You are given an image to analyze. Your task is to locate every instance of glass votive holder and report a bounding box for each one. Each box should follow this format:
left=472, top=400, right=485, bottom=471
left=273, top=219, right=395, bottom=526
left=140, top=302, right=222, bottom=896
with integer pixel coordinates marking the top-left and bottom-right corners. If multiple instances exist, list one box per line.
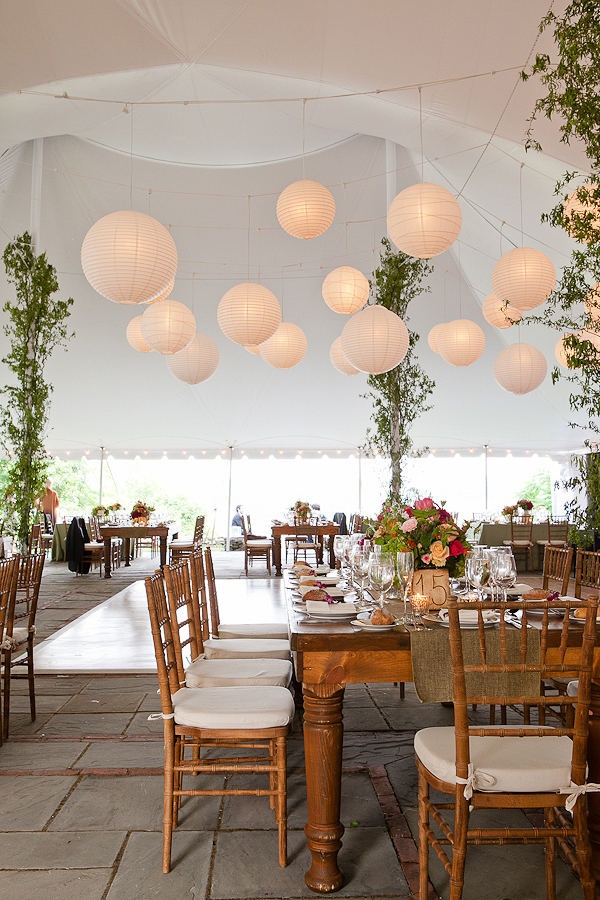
left=411, top=593, right=432, bottom=615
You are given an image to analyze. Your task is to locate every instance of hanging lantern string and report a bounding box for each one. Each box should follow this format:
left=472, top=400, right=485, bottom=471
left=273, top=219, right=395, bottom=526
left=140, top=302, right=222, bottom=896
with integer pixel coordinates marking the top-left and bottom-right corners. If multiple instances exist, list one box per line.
left=301, top=98, right=306, bottom=180
left=247, top=194, right=251, bottom=281
left=519, top=162, right=525, bottom=248
left=418, top=86, right=424, bottom=183
left=129, top=103, right=134, bottom=209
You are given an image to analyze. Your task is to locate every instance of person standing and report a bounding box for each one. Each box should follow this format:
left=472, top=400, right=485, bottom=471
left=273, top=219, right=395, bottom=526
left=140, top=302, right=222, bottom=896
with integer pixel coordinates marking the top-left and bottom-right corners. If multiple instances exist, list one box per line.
left=40, top=479, right=60, bottom=524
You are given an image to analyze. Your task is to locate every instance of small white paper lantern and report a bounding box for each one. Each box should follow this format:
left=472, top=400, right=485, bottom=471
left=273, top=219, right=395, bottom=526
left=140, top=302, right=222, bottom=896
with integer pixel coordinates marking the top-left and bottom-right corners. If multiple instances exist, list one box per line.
left=141, top=299, right=196, bottom=355
left=427, top=322, right=447, bottom=354
left=322, top=266, right=369, bottom=315
left=166, top=332, right=219, bottom=384
left=482, top=292, right=522, bottom=329
left=81, top=210, right=177, bottom=304
left=555, top=335, right=576, bottom=368
left=563, top=185, right=600, bottom=242
left=259, top=322, right=307, bottom=369
left=494, top=343, right=547, bottom=394
left=276, top=179, right=335, bottom=239
left=341, top=305, right=409, bottom=375
left=126, top=315, right=152, bottom=353
left=329, top=336, right=360, bottom=375
left=387, top=182, right=462, bottom=259
left=217, top=283, right=281, bottom=346
left=437, top=319, right=485, bottom=366
left=491, top=247, right=556, bottom=312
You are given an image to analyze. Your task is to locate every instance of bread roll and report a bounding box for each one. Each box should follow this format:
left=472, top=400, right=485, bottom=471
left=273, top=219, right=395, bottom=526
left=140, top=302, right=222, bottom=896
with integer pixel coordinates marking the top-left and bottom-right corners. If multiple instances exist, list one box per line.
left=524, top=589, right=552, bottom=600
left=370, top=608, right=395, bottom=625
left=303, top=588, right=329, bottom=602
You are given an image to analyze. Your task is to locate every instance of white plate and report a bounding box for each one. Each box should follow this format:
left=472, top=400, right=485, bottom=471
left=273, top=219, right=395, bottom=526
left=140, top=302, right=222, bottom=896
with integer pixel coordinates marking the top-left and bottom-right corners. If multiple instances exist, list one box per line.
left=351, top=612, right=400, bottom=631
left=422, top=611, right=499, bottom=628
left=306, top=607, right=357, bottom=621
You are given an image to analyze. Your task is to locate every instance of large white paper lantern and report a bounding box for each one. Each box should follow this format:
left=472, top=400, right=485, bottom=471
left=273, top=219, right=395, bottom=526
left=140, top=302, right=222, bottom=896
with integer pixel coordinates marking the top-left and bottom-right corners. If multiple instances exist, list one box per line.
left=322, top=267, right=369, bottom=314
left=81, top=210, right=177, bottom=304
left=427, top=322, right=447, bottom=354
left=437, top=319, right=485, bottom=366
left=259, top=322, right=307, bottom=369
left=563, top=185, right=600, bottom=242
left=217, top=283, right=281, bottom=346
left=166, top=332, right=219, bottom=384
left=126, top=315, right=152, bottom=353
left=482, top=292, right=522, bottom=329
left=491, top=248, right=556, bottom=312
left=276, top=179, right=335, bottom=239
left=341, top=305, right=409, bottom=374
left=387, top=182, right=462, bottom=259
left=145, top=277, right=174, bottom=305
left=141, top=299, right=195, bottom=354
left=584, top=283, right=600, bottom=323
left=329, top=336, right=360, bottom=375
left=494, top=343, right=547, bottom=394
left=245, top=344, right=262, bottom=355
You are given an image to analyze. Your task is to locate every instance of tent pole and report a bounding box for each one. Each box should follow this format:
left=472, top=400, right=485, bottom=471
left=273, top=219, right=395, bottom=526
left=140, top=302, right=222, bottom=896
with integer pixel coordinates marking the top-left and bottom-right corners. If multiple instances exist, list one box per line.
left=358, top=446, right=363, bottom=513
left=99, top=445, right=105, bottom=505
left=484, top=444, right=489, bottom=512
left=29, top=138, right=44, bottom=252
left=226, top=445, right=233, bottom=551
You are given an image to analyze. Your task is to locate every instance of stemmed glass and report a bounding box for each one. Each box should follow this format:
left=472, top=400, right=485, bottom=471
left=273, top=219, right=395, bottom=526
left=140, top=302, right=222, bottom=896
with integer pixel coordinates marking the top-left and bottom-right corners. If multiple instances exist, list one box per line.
left=333, top=535, right=347, bottom=579
left=351, top=544, right=370, bottom=606
left=490, top=551, right=517, bottom=602
left=367, top=551, right=394, bottom=609
left=396, top=551, right=414, bottom=624
left=466, top=552, right=488, bottom=601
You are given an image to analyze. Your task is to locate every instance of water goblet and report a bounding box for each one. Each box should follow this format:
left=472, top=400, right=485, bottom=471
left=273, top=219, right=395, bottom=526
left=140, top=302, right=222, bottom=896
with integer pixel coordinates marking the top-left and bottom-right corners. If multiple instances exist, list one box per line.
left=396, top=551, right=415, bottom=624
left=367, top=552, right=394, bottom=608
left=490, top=551, right=517, bottom=603
left=351, top=545, right=370, bottom=605
left=333, top=535, right=346, bottom=575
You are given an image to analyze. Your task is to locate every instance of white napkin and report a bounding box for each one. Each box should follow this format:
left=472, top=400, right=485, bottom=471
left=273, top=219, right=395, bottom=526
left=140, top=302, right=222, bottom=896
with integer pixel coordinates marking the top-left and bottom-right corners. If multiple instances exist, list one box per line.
left=299, top=584, right=345, bottom=598
left=306, top=600, right=357, bottom=616
left=298, top=573, right=338, bottom=586
left=298, top=575, right=319, bottom=585
left=314, top=565, right=330, bottom=575
left=439, top=608, right=493, bottom=625
left=514, top=583, right=534, bottom=594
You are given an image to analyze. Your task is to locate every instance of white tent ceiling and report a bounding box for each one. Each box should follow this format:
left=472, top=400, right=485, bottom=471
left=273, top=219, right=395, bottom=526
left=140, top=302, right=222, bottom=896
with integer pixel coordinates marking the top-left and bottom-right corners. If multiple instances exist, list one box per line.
left=0, top=0, right=591, bottom=460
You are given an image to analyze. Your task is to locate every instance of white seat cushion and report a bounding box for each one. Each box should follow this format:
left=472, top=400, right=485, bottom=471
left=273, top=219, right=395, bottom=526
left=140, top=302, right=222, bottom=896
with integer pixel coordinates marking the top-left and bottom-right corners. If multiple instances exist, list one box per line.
left=185, top=656, right=292, bottom=688
left=246, top=540, right=272, bottom=549
left=171, top=685, right=295, bottom=729
left=414, top=725, right=573, bottom=793
left=218, top=622, right=289, bottom=640
left=203, top=637, right=290, bottom=660
left=170, top=539, right=193, bottom=547
left=11, top=626, right=29, bottom=646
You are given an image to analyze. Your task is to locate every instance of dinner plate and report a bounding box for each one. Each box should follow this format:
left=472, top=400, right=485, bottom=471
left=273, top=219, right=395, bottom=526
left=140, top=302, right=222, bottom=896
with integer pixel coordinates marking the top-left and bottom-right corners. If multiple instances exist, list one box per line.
left=422, top=611, right=499, bottom=628
left=306, top=606, right=357, bottom=621
left=351, top=612, right=400, bottom=631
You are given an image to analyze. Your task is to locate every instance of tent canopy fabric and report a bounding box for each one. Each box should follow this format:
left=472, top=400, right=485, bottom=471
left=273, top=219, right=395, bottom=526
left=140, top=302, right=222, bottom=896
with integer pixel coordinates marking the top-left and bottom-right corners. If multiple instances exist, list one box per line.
left=0, top=0, right=591, bottom=458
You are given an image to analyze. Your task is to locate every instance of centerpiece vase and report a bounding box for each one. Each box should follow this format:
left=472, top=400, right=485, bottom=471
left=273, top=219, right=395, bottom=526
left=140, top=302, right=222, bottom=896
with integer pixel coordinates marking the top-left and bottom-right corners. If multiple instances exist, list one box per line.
left=412, top=568, right=451, bottom=608
left=134, top=516, right=149, bottom=527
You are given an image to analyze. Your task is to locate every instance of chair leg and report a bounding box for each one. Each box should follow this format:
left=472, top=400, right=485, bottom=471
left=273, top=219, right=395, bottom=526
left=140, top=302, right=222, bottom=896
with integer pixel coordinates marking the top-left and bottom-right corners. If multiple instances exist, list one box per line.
left=162, top=729, right=176, bottom=873
left=275, top=735, right=288, bottom=867
left=544, top=808, right=556, bottom=900
left=449, top=792, right=469, bottom=900
left=417, top=768, right=430, bottom=899
left=27, top=640, right=36, bottom=721
left=3, top=649, right=11, bottom=740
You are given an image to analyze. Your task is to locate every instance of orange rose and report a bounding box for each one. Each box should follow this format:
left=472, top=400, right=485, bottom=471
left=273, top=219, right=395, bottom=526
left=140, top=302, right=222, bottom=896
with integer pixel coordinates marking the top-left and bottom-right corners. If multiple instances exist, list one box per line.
left=430, top=540, right=450, bottom=567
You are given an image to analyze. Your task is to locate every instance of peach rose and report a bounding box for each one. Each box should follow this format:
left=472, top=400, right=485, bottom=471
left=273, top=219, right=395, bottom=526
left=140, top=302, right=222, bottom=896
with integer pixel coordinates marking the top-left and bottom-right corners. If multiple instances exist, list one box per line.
left=430, top=540, right=450, bottom=567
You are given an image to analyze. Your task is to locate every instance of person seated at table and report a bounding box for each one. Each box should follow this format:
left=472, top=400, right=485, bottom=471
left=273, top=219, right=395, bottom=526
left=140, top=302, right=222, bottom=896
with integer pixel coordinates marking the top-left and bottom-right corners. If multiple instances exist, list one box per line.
left=231, top=504, right=244, bottom=535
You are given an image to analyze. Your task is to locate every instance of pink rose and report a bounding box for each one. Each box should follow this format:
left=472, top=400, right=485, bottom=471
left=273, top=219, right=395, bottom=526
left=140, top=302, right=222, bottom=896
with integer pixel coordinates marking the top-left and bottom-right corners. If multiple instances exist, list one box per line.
left=401, top=518, right=418, bottom=533
left=449, top=539, right=464, bottom=557
left=421, top=553, right=432, bottom=565
left=415, top=497, right=434, bottom=510
left=404, top=506, right=414, bottom=516
left=438, top=508, right=452, bottom=522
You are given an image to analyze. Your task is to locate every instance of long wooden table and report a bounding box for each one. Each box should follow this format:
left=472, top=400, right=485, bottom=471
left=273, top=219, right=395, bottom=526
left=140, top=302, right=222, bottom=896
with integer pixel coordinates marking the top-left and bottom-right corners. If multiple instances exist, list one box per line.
left=271, top=522, right=339, bottom=575
left=99, top=523, right=175, bottom=577
left=287, top=600, right=600, bottom=893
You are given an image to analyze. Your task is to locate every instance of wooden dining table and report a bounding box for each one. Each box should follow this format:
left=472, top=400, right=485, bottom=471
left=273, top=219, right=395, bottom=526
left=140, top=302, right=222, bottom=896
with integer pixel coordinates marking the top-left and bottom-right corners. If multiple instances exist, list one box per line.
left=286, top=593, right=600, bottom=893
left=271, top=522, right=339, bottom=575
left=99, top=523, right=176, bottom=577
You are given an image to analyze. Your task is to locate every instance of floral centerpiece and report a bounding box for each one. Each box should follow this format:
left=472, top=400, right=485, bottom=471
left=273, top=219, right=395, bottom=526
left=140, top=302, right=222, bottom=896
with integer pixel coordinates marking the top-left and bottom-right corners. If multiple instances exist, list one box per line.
left=131, top=499, right=155, bottom=524
left=291, top=500, right=311, bottom=522
left=92, top=504, right=109, bottom=519
left=502, top=499, right=533, bottom=519
left=502, top=503, right=518, bottom=518
left=518, top=498, right=533, bottom=512
left=368, top=497, right=471, bottom=577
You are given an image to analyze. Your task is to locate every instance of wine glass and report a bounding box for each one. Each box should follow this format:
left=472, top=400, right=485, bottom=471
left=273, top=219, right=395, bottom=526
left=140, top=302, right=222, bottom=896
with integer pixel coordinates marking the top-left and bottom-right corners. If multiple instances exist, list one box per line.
left=351, top=544, right=370, bottom=605
left=333, top=535, right=346, bottom=574
left=466, top=553, right=486, bottom=601
left=396, top=551, right=414, bottom=624
left=367, top=552, right=394, bottom=608
left=490, top=551, right=517, bottom=602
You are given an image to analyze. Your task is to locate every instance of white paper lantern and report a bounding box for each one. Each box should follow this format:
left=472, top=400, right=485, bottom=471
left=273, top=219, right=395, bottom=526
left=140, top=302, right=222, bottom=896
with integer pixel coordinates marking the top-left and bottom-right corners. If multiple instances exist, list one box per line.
left=437, top=319, right=485, bottom=366
left=584, top=283, right=600, bottom=323
left=578, top=328, right=600, bottom=352
left=145, top=277, right=174, bottom=305
left=322, top=266, right=369, bottom=315
left=276, top=179, right=335, bottom=239
left=126, top=315, right=152, bottom=353
left=259, top=322, right=307, bottom=369
left=555, top=335, right=575, bottom=368
left=244, top=344, right=262, bottom=355
left=494, top=343, right=547, bottom=394
left=563, top=185, right=600, bottom=242
left=387, top=182, right=462, bottom=259
left=166, top=333, right=219, bottom=384
left=341, top=305, right=409, bottom=375
left=329, top=336, right=360, bottom=375
left=427, top=322, right=447, bottom=354
left=491, top=248, right=556, bottom=312
left=481, top=292, right=522, bottom=329
left=217, top=283, right=281, bottom=346
left=141, top=299, right=196, bottom=355
left=81, top=210, right=177, bottom=304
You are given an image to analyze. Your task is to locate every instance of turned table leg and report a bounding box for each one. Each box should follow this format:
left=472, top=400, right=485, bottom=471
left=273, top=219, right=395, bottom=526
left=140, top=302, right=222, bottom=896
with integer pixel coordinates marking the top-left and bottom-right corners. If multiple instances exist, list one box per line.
left=302, top=683, right=345, bottom=893
left=588, top=677, right=600, bottom=887
left=103, top=537, right=112, bottom=578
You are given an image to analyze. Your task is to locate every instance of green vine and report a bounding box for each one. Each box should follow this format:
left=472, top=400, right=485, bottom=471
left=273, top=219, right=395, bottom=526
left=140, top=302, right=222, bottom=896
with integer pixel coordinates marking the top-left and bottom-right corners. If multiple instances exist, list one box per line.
left=364, top=238, right=435, bottom=499
left=1, top=233, right=73, bottom=549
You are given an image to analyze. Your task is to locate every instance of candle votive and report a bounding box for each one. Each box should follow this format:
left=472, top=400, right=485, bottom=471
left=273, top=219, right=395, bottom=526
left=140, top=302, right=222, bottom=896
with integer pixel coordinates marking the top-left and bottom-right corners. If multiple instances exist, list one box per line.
left=411, top=593, right=432, bottom=614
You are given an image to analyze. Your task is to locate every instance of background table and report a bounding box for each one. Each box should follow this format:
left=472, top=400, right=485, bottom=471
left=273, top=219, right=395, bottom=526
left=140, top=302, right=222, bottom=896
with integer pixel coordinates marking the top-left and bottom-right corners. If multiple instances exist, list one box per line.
left=479, top=522, right=549, bottom=570
left=99, top=523, right=177, bottom=577
left=271, top=522, right=339, bottom=575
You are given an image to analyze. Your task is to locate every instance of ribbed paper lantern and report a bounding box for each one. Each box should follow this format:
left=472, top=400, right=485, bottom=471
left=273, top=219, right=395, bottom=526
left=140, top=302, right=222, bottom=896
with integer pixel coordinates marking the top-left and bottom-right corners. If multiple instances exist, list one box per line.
left=276, top=179, right=335, bottom=239
left=494, top=343, right=547, bottom=394
left=563, top=185, right=600, bottom=242
left=141, top=299, right=196, bottom=354
left=166, top=333, right=219, bottom=384
left=145, top=277, right=174, bottom=305
left=341, top=305, right=409, bottom=374
left=81, top=210, right=177, bottom=304
left=126, top=315, right=152, bottom=353
left=437, top=319, right=485, bottom=366
left=482, top=292, right=522, bottom=329
left=259, top=322, right=307, bottom=369
left=555, top=335, right=575, bottom=368
left=427, top=322, right=447, bottom=354
left=217, top=283, right=281, bottom=346
left=578, top=328, right=600, bottom=352
left=491, top=248, right=556, bottom=312
left=322, top=266, right=369, bottom=314
left=584, top=283, right=600, bottom=322
left=387, top=182, right=462, bottom=259
left=245, top=344, right=262, bottom=355
left=329, top=336, right=360, bottom=375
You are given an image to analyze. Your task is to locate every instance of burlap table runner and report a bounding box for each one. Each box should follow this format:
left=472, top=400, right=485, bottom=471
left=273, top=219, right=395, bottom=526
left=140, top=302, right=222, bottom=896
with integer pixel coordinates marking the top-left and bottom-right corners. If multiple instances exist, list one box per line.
left=410, top=626, right=540, bottom=703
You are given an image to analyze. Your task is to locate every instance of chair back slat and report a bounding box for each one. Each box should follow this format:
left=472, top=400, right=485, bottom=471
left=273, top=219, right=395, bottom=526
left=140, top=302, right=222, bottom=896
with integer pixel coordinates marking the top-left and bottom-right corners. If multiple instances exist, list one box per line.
left=509, top=518, right=533, bottom=542
left=144, top=572, right=182, bottom=706
left=542, top=545, right=573, bottom=596
left=15, top=552, right=45, bottom=626
left=193, top=515, right=205, bottom=546
left=0, top=556, right=19, bottom=640
left=163, top=559, right=203, bottom=683
left=189, top=547, right=210, bottom=640
left=574, top=548, right=600, bottom=598
left=547, top=516, right=569, bottom=544
left=203, top=546, right=220, bottom=636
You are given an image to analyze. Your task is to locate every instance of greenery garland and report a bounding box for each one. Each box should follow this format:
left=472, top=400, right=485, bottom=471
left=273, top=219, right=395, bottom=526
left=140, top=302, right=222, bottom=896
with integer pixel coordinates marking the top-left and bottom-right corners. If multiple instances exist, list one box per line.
left=364, top=238, right=434, bottom=499
left=1, top=233, right=73, bottom=549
